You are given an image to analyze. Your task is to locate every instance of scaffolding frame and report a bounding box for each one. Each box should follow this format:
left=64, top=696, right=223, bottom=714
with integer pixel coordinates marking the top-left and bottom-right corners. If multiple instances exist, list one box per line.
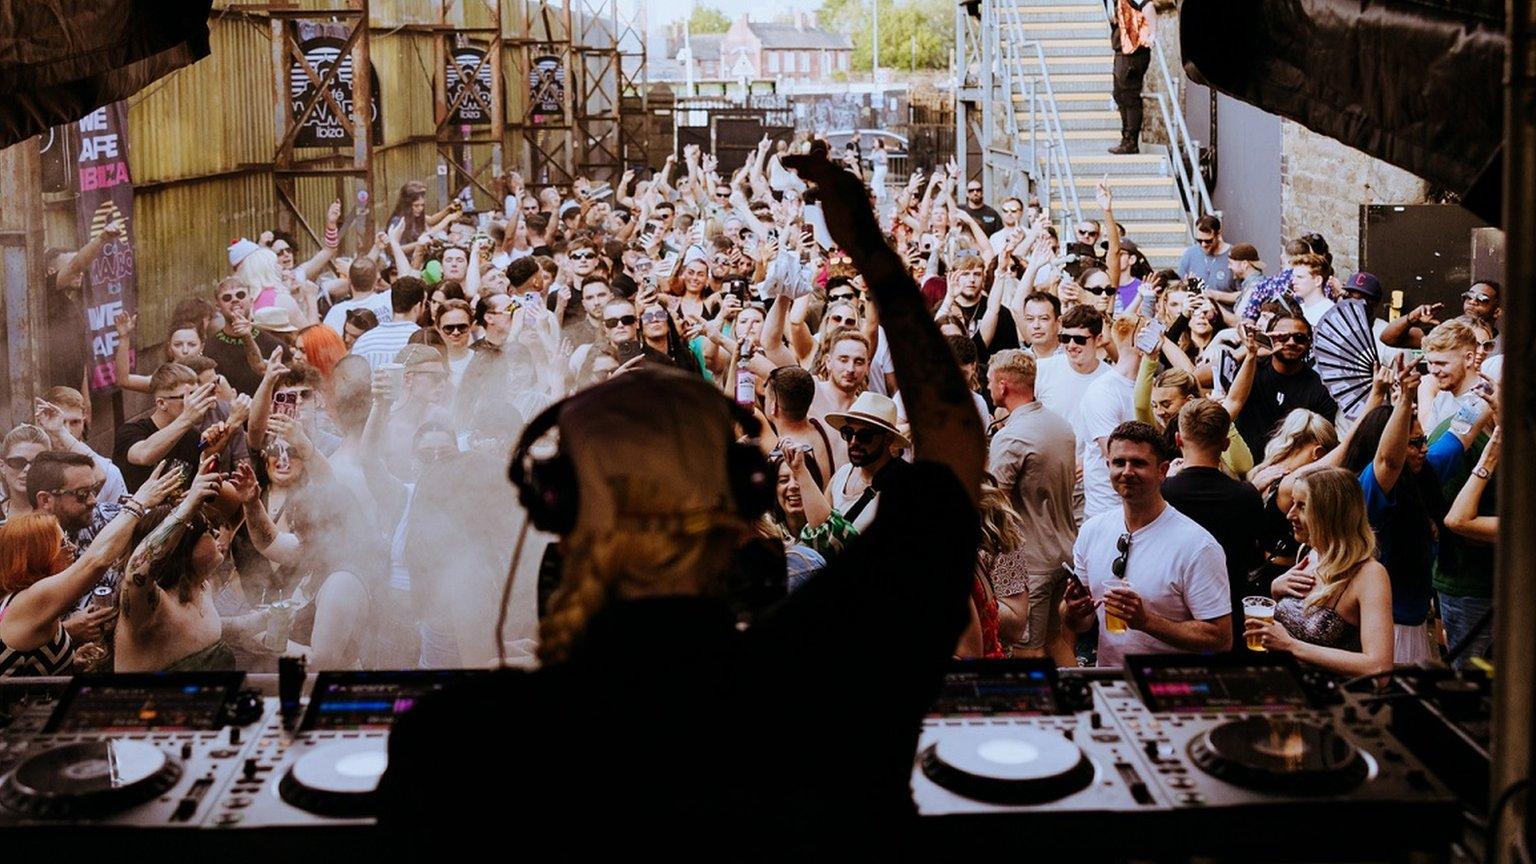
left=616, top=0, right=648, bottom=169
left=510, top=0, right=577, bottom=190
left=427, top=0, right=506, bottom=206
left=258, top=0, right=376, bottom=243
left=574, top=0, right=622, bottom=182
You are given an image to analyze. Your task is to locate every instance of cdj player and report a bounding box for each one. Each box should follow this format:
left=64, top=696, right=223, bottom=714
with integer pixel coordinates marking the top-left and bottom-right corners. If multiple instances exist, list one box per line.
left=914, top=654, right=1460, bottom=858
left=0, top=668, right=483, bottom=860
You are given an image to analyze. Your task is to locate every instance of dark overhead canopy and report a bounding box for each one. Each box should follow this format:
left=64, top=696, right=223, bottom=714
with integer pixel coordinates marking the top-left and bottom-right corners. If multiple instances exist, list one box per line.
left=1180, top=0, right=1505, bottom=225
left=0, top=0, right=213, bottom=150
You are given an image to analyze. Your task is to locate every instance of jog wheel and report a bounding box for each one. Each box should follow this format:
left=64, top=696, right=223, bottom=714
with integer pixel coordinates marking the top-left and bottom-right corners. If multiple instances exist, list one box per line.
left=920, top=727, right=1094, bottom=804
left=1189, top=716, right=1367, bottom=795
left=0, top=739, right=181, bottom=819
left=278, top=739, right=388, bottom=817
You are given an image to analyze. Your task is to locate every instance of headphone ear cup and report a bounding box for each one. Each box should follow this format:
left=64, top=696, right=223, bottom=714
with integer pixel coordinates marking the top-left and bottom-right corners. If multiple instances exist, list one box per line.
left=519, top=452, right=580, bottom=535
left=727, top=442, right=775, bottom=523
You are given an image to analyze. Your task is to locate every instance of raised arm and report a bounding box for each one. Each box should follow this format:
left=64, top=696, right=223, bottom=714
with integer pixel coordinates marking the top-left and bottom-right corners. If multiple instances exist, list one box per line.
left=120, top=461, right=219, bottom=623
left=784, top=150, right=984, bottom=504
left=1444, top=427, right=1499, bottom=543
left=297, top=199, right=343, bottom=282
left=112, top=312, right=153, bottom=393
left=126, top=381, right=216, bottom=466
left=1097, top=180, right=1122, bottom=286
left=230, top=462, right=303, bottom=567
left=1371, top=359, right=1420, bottom=494
left=0, top=465, right=177, bottom=651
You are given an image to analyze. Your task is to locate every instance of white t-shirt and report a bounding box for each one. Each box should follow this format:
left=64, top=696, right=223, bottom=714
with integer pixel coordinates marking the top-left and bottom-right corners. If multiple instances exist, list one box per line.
left=322, top=291, right=394, bottom=335
left=1077, top=370, right=1137, bottom=519
left=828, top=463, right=880, bottom=533
left=1035, top=354, right=1110, bottom=440
left=866, top=326, right=895, bottom=397
left=447, top=351, right=473, bottom=387
left=1300, top=295, right=1335, bottom=328
left=1074, top=503, right=1232, bottom=667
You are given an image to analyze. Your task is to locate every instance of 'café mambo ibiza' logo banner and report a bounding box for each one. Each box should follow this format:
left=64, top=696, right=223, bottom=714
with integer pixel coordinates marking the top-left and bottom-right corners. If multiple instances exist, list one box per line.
left=288, top=21, right=383, bottom=146
left=446, top=45, right=494, bottom=126
left=71, top=103, right=136, bottom=393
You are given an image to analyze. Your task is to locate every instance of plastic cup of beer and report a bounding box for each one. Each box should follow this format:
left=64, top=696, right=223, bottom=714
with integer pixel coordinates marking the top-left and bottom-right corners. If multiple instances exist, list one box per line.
left=1243, top=596, right=1277, bottom=651
left=379, top=362, right=405, bottom=402
left=1104, top=578, right=1131, bottom=633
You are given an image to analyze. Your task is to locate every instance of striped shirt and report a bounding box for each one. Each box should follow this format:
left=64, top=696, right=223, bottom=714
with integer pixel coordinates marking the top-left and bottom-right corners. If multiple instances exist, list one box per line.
left=0, top=593, right=75, bottom=677
left=351, top=320, right=421, bottom=371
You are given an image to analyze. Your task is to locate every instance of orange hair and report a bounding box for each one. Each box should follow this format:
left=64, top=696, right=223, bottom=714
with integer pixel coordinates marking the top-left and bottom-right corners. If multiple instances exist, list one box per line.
left=296, top=324, right=346, bottom=381
left=0, top=513, right=64, bottom=594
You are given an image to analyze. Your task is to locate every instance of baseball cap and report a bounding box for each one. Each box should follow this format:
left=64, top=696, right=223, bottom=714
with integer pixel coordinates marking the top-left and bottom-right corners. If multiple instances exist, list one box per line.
left=1346, top=271, right=1383, bottom=301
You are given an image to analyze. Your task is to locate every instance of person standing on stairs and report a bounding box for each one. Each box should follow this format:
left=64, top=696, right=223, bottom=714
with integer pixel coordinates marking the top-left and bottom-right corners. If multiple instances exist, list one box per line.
left=1110, top=0, right=1156, bottom=155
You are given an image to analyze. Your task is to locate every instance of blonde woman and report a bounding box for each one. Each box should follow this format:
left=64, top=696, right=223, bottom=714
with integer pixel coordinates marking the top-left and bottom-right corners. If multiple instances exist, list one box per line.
left=1247, top=467, right=1393, bottom=676
left=1247, top=409, right=1339, bottom=497
left=958, top=484, right=1030, bottom=659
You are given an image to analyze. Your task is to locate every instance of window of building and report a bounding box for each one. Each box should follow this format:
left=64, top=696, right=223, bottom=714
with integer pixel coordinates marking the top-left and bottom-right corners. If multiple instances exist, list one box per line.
left=768, top=52, right=779, bottom=74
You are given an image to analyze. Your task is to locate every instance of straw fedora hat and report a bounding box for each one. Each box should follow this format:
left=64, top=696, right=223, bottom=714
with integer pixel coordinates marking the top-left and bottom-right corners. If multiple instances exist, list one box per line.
left=252, top=305, right=298, bottom=334
left=824, top=392, right=910, bottom=449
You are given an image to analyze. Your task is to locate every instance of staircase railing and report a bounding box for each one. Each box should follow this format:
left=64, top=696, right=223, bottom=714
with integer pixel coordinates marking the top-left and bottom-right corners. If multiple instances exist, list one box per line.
left=1098, top=0, right=1214, bottom=239
left=995, top=0, right=1084, bottom=227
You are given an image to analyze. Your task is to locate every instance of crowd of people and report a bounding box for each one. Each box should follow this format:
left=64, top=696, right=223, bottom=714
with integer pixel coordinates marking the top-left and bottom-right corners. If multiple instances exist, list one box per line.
left=0, top=131, right=1505, bottom=680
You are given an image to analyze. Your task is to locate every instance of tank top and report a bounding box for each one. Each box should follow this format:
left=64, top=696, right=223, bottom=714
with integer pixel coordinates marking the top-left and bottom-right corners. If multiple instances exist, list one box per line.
left=0, top=593, right=75, bottom=677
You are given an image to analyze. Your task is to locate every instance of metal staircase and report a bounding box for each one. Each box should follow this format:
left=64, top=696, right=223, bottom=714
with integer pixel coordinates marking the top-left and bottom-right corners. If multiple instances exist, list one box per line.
left=996, top=0, right=1211, bottom=266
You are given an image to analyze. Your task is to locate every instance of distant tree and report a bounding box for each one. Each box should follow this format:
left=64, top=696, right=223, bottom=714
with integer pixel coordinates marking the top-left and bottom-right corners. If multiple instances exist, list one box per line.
left=688, top=4, right=732, bottom=33
left=817, top=0, right=952, bottom=71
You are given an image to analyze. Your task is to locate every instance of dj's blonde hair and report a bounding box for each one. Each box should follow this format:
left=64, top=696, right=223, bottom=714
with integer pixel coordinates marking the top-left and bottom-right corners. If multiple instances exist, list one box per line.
left=536, top=523, right=744, bottom=665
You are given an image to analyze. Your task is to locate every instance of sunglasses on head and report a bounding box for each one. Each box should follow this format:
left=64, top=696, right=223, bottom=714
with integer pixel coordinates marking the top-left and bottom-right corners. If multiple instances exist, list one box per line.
left=440, top=323, right=471, bottom=335
left=220, top=291, right=248, bottom=302
left=1057, top=333, right=1092, bottom=345
left=603, top=314, right=637, bottom=329
left=838, top=425, right=885, bottom=444
left=3, top=456, right=32, bottom=472
left=1270, top=331, right=1312, bottom=345
left=1112, top=532, right=1132, bottom=577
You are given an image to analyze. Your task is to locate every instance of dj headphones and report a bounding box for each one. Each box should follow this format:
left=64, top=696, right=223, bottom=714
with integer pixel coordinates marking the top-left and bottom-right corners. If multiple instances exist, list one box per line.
left=507, top=372, right=776, bottom=535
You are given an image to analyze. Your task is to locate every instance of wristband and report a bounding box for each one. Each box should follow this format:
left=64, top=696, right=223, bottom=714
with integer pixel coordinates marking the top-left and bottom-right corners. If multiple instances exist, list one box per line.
left=120, top=500, right=146, bottom=519
left=324, top=226, right=340, bottom=249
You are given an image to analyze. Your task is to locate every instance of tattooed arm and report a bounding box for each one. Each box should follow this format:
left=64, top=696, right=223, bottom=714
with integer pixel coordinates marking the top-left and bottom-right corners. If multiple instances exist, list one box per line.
left=229, top=463, right=303, bottom=567
left=120, top=463, right=220, bottom=624
left=784, top=150, right=984, bottom=505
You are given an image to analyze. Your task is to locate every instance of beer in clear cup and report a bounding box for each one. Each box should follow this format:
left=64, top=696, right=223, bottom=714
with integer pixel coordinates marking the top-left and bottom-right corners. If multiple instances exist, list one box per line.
left=1243, top=596, right=1277, bottom=651
left=1104, top=578, right=1131, bottom=634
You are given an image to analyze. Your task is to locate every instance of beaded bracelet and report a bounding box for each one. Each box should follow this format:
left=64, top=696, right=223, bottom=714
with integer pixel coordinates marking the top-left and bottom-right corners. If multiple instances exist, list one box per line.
left=324, top=225, right=340, bottom=249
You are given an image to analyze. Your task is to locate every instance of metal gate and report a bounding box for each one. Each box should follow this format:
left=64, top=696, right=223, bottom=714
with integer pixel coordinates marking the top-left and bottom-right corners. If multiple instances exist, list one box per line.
left=674, top=97, right=793, bottom=175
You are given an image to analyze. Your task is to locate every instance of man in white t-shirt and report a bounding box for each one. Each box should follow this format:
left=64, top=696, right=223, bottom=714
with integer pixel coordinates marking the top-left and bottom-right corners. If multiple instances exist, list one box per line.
left=1064, top=421, right=1232, bottom=667
left=1036, top=304, right=1111, bottom=484
left=1290, top=253, right=1335, bottom=327
left=322, top=257, right=394, bottom=336
left=1076, top=313, right=1143, bottom=518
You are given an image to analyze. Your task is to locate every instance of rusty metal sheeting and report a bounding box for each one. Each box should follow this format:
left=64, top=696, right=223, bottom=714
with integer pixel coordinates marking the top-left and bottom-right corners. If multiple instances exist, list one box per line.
left=127, top=17, right=274, bottom=185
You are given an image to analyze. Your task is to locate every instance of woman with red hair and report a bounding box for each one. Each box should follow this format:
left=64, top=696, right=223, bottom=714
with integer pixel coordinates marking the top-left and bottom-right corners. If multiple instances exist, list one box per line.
left=296, top=323, right=346, bottom=383
left=0, top=465, right=179, bottom=676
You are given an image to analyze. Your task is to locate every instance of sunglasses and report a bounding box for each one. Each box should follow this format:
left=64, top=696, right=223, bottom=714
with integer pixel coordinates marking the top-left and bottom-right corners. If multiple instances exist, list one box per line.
left=966, top=187, right=983, bottom=194
left=715, top=190, right=730, bottom=198
left=1002, top=207, right=1022, bottom=215
left=50, top=485, right=102, bottom=504
left=830, top=256, right=852, bottom=266
left=440, top=323, right=471, bottom=335
left=1112, top=532, right=1132, bottom=577
left=272, top=244, right=292, bottom=254
left=570, top=251, right=597, bottom=261
left=1082, top=285, right=1116, bottom=297
left=3, top=456, right=32, bottom=472
left=1057, top=333, right=1093, bottom=345
left=1270, top=332, right=1312, bottom=345
left=1463, top=292, right=1493, bottom=304
left=219, top=291, right=248, bottom=302
left=828, top=292, right=856, bottom=303
left=838, top=425, right=885, bottom=444
left=1408, top=435, right=1428, bottom=449
left=1196, top=234, right=1219, bottom=247
left=603, top=314, right=637, bottom=329
left=641, top=310, right=670, bottom=323
left=1077, top=228, right=1099, bottom=237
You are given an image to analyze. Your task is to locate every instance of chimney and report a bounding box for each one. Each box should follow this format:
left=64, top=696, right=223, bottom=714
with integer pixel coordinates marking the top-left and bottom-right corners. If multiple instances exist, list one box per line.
left=807, top=11, right=818, bottom=29
left=794, top=11, right=806, bottom=31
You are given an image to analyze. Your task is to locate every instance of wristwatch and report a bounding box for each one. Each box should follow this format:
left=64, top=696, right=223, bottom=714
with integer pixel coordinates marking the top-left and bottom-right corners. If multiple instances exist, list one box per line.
left=1472, top=466, right=1491, bottom=479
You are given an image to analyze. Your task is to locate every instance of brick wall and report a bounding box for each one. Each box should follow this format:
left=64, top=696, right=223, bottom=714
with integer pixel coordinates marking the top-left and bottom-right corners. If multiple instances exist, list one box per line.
left=1278, top=121, right=1430, bottom=277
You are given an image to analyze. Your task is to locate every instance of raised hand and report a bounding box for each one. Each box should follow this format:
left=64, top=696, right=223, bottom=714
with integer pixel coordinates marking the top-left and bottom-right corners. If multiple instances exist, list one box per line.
left=781, top=149, right=882, bottom=261
left=114, top=311, right=137, bottom=339
left=132, top=461, right=182, bottom=510
left=229, top=462, right=262, bottom=505
left=326, top=198, right=343, bottom=226
left=1095, top=175, right=1113, bottom=211
left=180, top=381, right=218, bottom=425
left=34, top=399, right=65, bottom=436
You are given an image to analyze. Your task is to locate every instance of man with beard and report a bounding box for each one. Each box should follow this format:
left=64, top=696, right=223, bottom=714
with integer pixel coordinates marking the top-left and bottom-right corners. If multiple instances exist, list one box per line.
left=1381, top=279, right=1503, bottom=350
left=1234, top=312, right=1337, bottom=458
left=25, top=452, right=121, bottom=643
left=809, top=329, right=871, bottom=468
left=565, top=279, right=611, bottom=348
left=204, top=276, right=284, bottom=395
left=823, top=391, right=910, bottom=533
